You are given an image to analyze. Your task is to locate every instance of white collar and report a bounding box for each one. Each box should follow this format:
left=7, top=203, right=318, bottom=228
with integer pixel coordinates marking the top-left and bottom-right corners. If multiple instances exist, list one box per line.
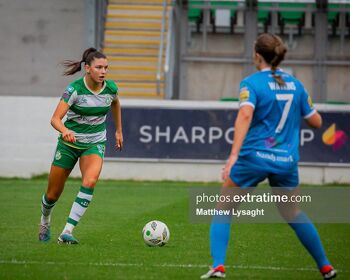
left=260, top=67, right=282, bottom=72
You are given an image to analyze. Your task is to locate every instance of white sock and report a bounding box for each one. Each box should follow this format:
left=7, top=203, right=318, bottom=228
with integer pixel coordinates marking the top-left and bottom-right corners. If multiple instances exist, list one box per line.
left=62, top=186, right=94, bottom=234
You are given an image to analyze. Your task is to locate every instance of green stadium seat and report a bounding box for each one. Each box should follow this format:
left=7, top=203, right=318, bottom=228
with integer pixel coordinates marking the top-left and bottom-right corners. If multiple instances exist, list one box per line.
left=257, top=2, right=272, bottom=33
left=278, top=3, right=306, bottom=35
left=328, top=4, right=340, bottom=36
left=188, top=1, right=239, bottom=34
left=328, top=4, right=339, bottom=24
left=210, top=1, right=239, bottom=33
left=345, top=5, right=350, bottom=36
left=188, top=0, right=204, bottom=33
left=311, top=4, right=350, bottom=37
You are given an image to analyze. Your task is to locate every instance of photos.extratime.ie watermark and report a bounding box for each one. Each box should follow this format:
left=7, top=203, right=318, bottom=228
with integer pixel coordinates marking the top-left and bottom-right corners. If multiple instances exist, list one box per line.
left=189, top=187, right=350, bottom=223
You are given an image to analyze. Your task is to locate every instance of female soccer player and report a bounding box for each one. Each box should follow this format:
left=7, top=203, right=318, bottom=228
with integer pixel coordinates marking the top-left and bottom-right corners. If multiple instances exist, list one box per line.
left=38, top=48, right=123, bottom=244
left=201, top=33, right=336, bottom=279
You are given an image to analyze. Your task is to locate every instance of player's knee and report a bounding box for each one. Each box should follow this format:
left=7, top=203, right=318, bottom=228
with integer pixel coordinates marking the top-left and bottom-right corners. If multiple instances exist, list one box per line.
left=280, top=210, right=300, bottom=223
left=46, top=192, right=59, bottom=202
left=82, top=177, right=98, bottom=188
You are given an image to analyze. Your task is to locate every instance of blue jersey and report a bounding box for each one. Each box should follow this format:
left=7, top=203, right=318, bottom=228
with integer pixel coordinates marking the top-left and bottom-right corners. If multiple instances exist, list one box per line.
left=237, top=69, right=315, bottom=172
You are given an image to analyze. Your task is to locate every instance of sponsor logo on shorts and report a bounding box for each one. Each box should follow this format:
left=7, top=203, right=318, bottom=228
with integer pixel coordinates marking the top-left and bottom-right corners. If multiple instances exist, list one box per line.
left=55, top=150, right=62, bottom=161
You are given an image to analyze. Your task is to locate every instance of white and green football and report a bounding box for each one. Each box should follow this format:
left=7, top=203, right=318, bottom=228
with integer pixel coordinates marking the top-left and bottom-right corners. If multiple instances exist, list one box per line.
left=142, top=220, right=170, bottom=247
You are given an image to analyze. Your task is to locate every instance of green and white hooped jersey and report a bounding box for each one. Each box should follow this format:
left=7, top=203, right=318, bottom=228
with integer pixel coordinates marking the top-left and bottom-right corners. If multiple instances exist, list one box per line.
left=61, top=77, right=118, bottom=148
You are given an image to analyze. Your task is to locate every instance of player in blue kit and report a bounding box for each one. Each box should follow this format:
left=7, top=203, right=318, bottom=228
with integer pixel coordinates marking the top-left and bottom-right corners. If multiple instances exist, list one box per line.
left=201, top=33, right=336, bottom=279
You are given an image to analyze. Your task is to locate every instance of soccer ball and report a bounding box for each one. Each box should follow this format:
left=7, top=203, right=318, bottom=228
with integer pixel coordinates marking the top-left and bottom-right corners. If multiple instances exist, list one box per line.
left=142, top=220, right=170, bottom=247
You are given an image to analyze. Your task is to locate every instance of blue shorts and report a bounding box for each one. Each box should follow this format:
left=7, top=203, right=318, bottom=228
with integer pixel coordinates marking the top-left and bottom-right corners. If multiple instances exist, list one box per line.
left=230, top=157, right=299, bottom=188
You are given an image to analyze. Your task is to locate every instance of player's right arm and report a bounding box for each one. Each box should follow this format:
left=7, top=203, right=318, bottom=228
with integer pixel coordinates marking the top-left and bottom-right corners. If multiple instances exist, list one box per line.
left=305, top=112, right=322, bottom=129
left=222, top=82, right=256, bottom=180
left=50, top=85, right=77, bottom=143
left=300, top=87, right=322, bottom=129
left=50, top=101, right=76, bottom=143
left=222, top=105, right=254, bottom=180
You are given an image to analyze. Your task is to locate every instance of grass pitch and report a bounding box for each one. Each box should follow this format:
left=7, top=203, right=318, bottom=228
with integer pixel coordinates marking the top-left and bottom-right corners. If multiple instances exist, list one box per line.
left=0, top=178, right=349, bottom=279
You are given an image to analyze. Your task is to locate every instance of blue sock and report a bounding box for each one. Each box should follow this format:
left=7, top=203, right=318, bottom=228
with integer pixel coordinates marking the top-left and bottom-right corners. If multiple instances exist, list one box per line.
left=288, top=212, right=330, bottom=269
left=210, top=222, right=231, bottom=267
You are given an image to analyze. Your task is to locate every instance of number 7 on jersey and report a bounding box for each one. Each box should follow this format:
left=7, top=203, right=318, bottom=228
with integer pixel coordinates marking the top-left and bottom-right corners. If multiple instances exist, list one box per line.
left=275, top=94, right=294, bottom=133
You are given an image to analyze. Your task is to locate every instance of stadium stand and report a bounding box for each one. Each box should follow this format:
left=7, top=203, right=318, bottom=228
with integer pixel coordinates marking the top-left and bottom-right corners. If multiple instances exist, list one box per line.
left=103, top=0, right=171, bottom=98
left=95, top=0, right=350, bottom=101
left=186, top=1, right=350, bottom=37
left=312, top=2, right=350, bottom=37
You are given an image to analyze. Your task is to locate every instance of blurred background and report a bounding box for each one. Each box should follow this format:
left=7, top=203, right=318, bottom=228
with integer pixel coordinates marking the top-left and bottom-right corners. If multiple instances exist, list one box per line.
left=0, top=0, right=349, bottom=182
left=0, top=0, right=349, bottom=101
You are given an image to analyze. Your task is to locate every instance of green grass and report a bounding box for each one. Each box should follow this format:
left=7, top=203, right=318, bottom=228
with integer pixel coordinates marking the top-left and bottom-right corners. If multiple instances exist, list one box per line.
left=0, top=178, right=349, bottom=279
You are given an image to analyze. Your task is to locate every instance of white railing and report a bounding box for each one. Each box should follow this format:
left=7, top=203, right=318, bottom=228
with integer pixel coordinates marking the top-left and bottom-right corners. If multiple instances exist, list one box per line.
left=156, top=0, right=168, bottom=96
left=165, top=2, right=175, bottom=99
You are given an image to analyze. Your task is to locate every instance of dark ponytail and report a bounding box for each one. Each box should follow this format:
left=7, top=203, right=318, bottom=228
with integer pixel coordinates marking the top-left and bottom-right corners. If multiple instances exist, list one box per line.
left=62, top=47, right=107, bottom=76
left=255, top=33, right=287, bottom=86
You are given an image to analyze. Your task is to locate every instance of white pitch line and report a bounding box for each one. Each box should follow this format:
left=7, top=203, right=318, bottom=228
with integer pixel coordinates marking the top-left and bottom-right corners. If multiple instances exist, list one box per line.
left=0, top=260, right=347, bottom=273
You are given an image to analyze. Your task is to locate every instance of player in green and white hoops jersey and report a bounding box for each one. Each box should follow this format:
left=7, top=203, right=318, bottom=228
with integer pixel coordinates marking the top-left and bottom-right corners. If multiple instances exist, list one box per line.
left=39, top=48, right=123, bottom=244
left=60, top=76, right=117, bottom=149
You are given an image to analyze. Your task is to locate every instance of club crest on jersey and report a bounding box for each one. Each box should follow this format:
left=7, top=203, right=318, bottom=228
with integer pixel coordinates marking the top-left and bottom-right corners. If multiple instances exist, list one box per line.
left=239, top=87, right=250, bottom=101
left=79, top=97, right=88, bottom=104
left=105, top=96, right=113, bottom=105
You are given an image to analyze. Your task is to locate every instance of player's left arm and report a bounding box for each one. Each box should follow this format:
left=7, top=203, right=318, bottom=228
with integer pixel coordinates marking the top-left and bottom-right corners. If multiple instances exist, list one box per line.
left=111, top=97, right=123, bottom=151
